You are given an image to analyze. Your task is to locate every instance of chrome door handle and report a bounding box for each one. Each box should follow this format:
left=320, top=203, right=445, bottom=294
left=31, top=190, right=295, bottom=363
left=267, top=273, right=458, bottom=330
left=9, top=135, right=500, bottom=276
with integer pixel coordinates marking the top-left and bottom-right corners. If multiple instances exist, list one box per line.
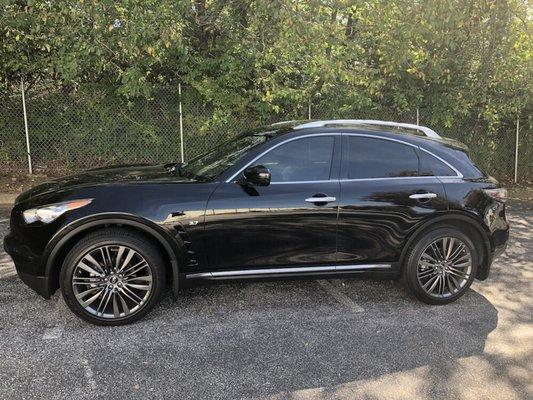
left=305, top=196, right=336, bottom=203
left=409, top=193, right=437, bottom=200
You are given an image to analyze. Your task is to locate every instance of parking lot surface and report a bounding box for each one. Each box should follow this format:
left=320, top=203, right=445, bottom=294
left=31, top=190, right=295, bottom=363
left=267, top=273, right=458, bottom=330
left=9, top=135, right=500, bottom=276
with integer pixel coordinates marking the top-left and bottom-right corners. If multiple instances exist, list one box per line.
left=0, top=201, right=531, bottom=400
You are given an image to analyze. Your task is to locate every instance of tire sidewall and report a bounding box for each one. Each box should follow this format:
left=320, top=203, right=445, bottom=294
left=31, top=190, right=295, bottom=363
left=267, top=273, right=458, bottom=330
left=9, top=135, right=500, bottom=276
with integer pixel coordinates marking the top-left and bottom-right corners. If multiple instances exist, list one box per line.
left=60, top=231, right=165, bottom=326
left=404, top=227, right=478, bottom=305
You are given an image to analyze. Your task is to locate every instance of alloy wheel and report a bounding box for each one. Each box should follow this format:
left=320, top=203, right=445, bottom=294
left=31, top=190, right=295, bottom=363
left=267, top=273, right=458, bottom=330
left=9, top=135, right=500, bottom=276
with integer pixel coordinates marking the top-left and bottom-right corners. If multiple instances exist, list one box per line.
left=417, top=236, right=472, bottom=299
left=71, top=245, right=153, bottom=319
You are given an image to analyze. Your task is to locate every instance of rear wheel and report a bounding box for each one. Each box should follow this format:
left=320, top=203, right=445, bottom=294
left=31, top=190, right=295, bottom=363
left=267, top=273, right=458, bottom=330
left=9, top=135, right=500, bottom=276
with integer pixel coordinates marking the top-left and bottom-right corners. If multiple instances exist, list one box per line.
left=403, top=227, right=477, bottom=304
left=60, top=228, right=165, bottom=325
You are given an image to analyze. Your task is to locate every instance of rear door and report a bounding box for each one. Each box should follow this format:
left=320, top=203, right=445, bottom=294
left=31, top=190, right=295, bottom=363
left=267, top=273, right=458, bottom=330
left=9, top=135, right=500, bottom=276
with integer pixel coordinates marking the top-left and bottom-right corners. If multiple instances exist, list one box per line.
left=337, top=134, right=451, bottom=267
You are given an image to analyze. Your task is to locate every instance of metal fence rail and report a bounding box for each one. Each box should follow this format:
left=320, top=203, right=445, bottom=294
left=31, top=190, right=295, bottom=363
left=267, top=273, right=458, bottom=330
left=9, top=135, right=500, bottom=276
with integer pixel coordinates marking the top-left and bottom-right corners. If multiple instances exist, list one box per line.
left=0, top=83, right=531, bottom=183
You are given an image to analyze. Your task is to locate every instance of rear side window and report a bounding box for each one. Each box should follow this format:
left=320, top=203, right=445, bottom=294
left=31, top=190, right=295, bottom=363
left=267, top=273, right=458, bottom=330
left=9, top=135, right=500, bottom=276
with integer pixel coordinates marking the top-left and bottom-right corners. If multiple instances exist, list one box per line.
left=344, top=137, right=418, bottom=179
left=418, top=150, right=456, bottom=176
left=254, top=136, right=334, bottom=182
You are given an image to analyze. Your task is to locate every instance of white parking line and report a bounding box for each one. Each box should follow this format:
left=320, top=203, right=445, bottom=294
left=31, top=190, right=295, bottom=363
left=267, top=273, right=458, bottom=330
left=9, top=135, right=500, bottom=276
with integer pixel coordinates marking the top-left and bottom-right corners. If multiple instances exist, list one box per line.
left=317, top=280, right=364, bottom=313
left=42, top=325, right=64, bottom=340
left=81, top=358, right=97, bottom=390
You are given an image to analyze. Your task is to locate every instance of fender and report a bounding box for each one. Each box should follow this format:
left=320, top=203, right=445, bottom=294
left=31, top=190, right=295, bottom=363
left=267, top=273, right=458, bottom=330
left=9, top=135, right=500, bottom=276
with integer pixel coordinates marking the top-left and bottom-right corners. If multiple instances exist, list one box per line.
left=44, top=213, right=184, bottom=296
left=399, top=210, right=492, bottom=275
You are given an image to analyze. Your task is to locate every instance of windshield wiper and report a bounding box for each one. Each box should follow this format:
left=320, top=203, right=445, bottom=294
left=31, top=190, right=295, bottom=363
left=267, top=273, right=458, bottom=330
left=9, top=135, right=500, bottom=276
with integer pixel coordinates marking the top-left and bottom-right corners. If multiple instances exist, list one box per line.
left=163, top=162, right=184, bottom=175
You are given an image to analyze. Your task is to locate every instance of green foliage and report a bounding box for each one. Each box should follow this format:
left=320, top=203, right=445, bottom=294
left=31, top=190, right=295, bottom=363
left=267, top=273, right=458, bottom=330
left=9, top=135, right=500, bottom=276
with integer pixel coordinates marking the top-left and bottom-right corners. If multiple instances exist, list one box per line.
left=0, top=0, right=531, bottom=179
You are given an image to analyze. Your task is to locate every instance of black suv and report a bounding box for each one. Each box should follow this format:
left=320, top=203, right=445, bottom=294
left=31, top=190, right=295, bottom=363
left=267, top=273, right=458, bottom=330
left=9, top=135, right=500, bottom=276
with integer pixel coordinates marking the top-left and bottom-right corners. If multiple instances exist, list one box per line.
left=4, top=120, right=509, bottom=325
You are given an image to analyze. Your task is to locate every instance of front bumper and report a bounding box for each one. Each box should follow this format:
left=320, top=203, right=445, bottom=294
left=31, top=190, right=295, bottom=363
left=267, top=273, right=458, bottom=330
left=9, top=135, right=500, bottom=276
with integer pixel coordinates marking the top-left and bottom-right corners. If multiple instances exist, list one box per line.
left=4, top=233, right=51, bottom=298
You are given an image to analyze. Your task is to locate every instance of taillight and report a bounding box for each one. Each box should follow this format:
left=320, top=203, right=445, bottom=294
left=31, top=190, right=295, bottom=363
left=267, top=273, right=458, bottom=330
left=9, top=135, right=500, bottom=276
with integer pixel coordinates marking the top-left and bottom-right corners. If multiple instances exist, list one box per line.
left=483, top=188, right=507, bottom=203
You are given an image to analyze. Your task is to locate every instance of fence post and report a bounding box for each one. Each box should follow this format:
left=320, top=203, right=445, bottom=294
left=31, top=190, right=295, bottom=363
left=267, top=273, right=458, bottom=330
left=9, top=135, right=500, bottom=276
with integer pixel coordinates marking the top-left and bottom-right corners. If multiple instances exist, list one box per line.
left=416, top=108, right=420, bottom=126
left=20, top=78, right=33, bottom=174
left=308, top=98, right=312, bottom=120
left=178, top=83, right=185, bottom=163
left=514, top=114, right=519, bottom=183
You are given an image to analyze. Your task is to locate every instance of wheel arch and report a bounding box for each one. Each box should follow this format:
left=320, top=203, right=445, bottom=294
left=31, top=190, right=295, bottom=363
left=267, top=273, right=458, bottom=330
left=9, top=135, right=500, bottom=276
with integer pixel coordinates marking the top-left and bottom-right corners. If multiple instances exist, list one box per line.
left=44, top=214, right=183, bottom=296
left=399, top=212, right=492, bottom=280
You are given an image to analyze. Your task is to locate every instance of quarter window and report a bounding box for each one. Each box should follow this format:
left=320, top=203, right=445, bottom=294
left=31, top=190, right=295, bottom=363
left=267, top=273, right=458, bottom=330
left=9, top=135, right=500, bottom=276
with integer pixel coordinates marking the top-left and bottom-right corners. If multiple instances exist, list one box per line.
left=344, top=137, right=419, bottom=179
left=418, top=150, right=456, bottom=176
left=253, top=136, right=334, bottom=182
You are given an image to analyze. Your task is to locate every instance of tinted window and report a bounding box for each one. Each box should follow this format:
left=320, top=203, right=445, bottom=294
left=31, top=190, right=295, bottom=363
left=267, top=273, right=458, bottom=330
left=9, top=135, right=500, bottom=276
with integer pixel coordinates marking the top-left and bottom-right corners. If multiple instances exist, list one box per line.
left=418, top=150, right=456, bottom=176
left=345, top=137, right=418, bottom=179
left=253, top=136, right=334, bottom=182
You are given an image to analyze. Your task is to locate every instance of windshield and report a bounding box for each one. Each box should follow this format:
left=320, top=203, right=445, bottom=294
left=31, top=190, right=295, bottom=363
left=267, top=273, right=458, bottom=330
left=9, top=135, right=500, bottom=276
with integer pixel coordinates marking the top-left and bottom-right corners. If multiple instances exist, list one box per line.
left=179, top=134, right=271, bottom=180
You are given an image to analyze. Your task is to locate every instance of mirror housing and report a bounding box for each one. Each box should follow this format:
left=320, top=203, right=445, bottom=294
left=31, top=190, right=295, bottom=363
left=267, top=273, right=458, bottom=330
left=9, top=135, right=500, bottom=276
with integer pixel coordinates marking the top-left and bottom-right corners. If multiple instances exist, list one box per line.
left=242, top=165, right=271, bottom=186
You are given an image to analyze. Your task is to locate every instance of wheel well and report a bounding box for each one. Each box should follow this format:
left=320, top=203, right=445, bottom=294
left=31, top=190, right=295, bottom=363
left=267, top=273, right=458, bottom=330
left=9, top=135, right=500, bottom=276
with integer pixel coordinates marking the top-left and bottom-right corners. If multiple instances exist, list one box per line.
left=47, top=224, right=176, bottom=295
left=400, top=216, right=490, bottom=280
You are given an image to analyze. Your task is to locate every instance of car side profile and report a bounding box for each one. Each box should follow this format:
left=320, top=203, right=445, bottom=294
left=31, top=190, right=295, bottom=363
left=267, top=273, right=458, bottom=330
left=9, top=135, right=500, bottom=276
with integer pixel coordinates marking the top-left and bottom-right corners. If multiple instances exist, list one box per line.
left=4, top=120, right=509, bottom=325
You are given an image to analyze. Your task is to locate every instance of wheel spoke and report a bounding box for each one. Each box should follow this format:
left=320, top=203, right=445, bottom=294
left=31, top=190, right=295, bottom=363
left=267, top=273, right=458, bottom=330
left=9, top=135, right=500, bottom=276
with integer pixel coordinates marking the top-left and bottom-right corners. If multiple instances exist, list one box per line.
left=76, top=286, right=101, bottom=300
left=80, top=289, right=105, bottom=308
left=125, top=276, right=152, bottom=282
left=77, top=261, right=102, bottom=277
left=124, top=283, right=151, bottom=291
left=431, top=242, right=444, bottom=260
left=123, top=261, right=149, bottom=278
left=83, top=254, right=105, bottom=275
left=418, top=269, right=438, bottom=279
left=119, top=287, right=142, bottom=306
left=112, top=292, right=120, bottom=318
left=96, top=288, right=114, bottom=316
left=419, top=259, right=438, bottom=269
left=448, top=243, right=465, bottom=262
left=115, top=246, right=126, bottom=270
left=448, top=267, right=470, bottom=279
left=421, top=252, right=439, bottom=263
left=449, top=274, right=461, bottom=290
left=116, top=291, right=130, bottom=315
left=445, top=238, right=455, bottom=259
left=118, top=249, right=135, bottom=273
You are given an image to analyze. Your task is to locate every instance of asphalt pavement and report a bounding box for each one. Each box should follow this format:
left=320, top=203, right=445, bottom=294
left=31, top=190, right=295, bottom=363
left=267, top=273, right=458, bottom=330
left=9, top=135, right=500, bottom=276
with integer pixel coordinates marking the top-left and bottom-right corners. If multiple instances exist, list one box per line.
left=0, top=201, right=531, bottom=400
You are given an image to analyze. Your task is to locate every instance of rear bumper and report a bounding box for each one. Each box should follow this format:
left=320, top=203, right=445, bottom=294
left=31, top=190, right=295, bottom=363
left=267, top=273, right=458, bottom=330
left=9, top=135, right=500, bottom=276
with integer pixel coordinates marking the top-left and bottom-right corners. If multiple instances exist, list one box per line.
left=476, top=222, right=509, bottom=281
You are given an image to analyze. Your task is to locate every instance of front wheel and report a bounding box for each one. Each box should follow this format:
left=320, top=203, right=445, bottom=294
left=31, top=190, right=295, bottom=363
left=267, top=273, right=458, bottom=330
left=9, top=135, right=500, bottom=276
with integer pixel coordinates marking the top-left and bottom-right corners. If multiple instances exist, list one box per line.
left=60, top=228, right=166, bottom=325
left=403, top=227, right=478, bottom=305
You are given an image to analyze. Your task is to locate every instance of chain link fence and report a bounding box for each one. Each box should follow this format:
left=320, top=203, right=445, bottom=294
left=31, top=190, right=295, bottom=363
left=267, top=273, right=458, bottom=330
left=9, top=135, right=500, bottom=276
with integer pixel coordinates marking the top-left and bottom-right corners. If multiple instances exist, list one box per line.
left=0, top=84, right=531, bottom=183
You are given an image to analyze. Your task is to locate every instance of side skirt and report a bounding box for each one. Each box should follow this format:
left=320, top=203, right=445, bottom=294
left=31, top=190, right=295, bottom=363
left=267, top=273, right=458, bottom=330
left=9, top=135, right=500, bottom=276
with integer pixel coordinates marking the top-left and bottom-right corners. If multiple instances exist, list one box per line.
left=185, top=264, right=392, bottom=281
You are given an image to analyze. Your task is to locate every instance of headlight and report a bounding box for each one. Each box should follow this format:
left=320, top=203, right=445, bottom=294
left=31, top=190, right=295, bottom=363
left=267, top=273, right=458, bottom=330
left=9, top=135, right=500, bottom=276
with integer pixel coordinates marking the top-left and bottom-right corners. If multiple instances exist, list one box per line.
left=22, top=199, right=93, bottom=224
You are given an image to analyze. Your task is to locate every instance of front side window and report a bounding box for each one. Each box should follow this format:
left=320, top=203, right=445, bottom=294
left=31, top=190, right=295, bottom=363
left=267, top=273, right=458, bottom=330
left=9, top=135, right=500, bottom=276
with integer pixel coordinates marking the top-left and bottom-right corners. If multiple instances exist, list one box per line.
left=344, top=137, right=418, bottom=179
left=252, top=136, right=335, bottom=182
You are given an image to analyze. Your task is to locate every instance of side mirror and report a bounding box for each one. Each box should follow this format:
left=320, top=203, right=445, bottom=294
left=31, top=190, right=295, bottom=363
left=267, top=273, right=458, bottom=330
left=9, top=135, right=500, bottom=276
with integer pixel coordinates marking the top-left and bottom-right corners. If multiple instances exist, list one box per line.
left=242, top=165, right=271, bottom=186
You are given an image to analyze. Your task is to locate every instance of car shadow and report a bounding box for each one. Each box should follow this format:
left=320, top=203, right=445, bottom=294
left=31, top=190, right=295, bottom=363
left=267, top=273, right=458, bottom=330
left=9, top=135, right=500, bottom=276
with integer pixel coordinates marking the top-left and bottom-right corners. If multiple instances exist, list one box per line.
left=139, top=276, right=499, bottom=398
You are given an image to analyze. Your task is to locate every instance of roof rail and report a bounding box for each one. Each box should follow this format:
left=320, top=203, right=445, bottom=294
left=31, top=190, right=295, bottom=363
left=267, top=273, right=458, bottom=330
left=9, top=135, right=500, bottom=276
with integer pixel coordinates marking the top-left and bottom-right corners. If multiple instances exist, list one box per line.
left=294, top=119, right=440, bottom=138
left=270, top=120, right=299, bottom=127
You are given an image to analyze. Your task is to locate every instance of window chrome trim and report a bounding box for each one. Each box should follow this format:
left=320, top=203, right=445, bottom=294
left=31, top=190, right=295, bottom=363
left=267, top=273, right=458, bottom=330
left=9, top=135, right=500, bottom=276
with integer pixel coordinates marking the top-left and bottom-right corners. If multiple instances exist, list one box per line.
left=270, top=180, right=334, bottom=185
left=339, top=176, right=454, bottom=183
left=225, top=133, right=339, bottom=183
left=225, top=132, right=463, bottom=183
left=186, top=263, right=391, bottom=279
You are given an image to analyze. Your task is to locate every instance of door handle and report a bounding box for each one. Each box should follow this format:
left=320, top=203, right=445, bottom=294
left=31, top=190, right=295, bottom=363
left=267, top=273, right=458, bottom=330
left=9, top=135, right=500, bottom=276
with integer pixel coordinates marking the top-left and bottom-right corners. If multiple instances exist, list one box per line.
left=409, top=193, right=437, bottom=200
left=305, top=196, right=336, bottom=203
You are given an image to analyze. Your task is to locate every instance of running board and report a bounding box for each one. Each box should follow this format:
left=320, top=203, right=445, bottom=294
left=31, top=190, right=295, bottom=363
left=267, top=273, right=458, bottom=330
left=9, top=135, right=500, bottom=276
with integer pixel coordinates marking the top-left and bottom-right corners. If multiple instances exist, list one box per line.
left=185, top=264, right=391, bottom=280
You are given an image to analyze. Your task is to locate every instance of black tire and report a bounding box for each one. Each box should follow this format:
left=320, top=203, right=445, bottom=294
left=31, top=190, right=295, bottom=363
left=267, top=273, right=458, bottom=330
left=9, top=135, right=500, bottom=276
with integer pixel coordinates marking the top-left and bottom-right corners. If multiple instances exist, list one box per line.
left=60, top=228, right=166, bottom=326
left=403, top=227, right=478, bottom=305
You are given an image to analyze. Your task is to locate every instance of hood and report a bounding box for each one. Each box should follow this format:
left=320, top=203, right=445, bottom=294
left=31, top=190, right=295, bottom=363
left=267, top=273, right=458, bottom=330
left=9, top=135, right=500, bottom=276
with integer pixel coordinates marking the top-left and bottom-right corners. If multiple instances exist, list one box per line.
left=16, top=163, right=194, bottom=204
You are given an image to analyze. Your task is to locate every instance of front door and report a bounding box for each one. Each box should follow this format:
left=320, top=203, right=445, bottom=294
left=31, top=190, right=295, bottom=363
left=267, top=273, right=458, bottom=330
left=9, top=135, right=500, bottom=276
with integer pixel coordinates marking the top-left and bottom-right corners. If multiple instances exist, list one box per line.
left=203, top=134, right=340, bottom=271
